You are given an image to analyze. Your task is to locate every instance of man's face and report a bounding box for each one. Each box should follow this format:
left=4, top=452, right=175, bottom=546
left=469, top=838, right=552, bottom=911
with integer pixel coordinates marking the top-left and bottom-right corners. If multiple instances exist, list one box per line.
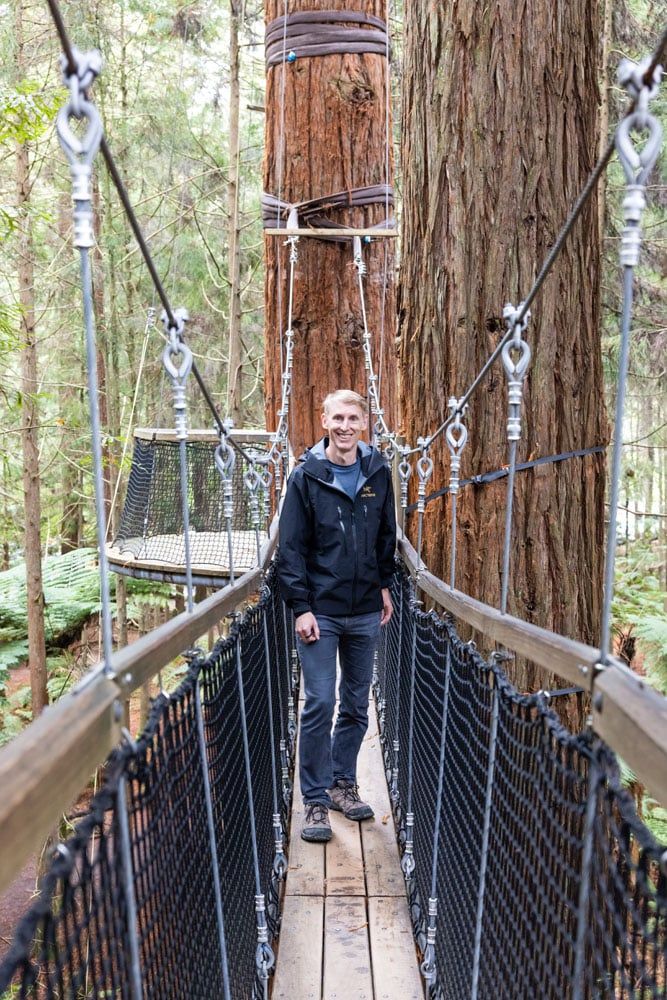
left=321, top=402, right=365, bottom=457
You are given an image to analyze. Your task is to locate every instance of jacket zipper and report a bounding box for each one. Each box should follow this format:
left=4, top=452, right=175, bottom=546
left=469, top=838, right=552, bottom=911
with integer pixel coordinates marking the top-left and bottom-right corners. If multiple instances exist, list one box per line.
left=363, top=504, right=368, bottom=554
left=337, top=506, right=347, bottom=552
left=351, top=506, right=358, bottom=611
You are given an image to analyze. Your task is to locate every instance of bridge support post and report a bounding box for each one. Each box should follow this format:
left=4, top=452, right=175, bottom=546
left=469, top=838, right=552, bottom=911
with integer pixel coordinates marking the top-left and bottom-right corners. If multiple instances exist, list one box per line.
left=195, top=677, right=232, bottom=1000
left=470, top=678, right=500, bottom=1000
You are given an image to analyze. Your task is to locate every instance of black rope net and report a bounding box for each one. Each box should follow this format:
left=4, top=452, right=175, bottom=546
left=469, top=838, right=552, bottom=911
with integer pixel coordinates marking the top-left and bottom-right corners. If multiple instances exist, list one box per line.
left=0, top=567, right=295, bottom=1000
left=2, top=559, right=665, bottom=998
left=375, top=564, right=667, bottom=1000
left=109, top=437, right=272, bottom=583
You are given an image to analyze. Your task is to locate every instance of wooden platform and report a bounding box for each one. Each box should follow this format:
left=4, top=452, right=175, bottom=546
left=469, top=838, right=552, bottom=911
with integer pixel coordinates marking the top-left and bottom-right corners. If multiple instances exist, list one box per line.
left=273, top=703, right=424, bottom=1000
left=106, top=530, right=259, bottom=586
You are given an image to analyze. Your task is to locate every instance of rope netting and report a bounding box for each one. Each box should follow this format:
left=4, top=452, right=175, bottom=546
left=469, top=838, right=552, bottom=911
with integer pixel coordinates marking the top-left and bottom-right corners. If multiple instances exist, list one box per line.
left=2, top=561, right=666, bottom=997
left=110, top=437, right=272, bottom=581
left=376, top=563, right=667, bottom=1000
left=0, top=567, right=296, bottom=1000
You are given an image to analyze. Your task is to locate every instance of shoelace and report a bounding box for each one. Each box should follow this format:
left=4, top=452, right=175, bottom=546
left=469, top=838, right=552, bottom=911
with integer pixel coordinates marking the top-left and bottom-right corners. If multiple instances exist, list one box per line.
left=306, top=803, right=329, bottom=824
left=337, top=782, right=361, bottom=805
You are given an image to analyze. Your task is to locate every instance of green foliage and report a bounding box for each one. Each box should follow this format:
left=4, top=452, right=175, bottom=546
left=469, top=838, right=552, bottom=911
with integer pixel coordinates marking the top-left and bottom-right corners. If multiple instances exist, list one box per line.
left=0, top=80, right=61, bottom=145
left=0, top=639, right=29, bottom=672
left=643, top=797, right=667, bottom=843
left=634, top=615, right=667, bottom=694
left=612, top=541, right=667, bottom=694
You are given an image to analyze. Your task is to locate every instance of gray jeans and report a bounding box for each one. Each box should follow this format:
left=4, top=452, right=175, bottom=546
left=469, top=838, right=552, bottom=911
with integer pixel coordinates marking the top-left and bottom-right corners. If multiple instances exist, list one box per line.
left=297, top=611, right=381, bottom=805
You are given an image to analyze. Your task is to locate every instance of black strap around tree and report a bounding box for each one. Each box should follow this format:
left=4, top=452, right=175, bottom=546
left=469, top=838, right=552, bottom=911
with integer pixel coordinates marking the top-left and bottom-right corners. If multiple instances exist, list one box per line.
left=406, top=445, right=606, bottom=514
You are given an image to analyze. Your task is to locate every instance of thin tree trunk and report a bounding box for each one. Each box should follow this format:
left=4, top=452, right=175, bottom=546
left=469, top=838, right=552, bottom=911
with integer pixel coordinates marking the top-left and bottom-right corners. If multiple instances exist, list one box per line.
left=16, top=0, right=47, bottom=717
left=226, top=0, right=244, bottom=422
left=399, top=2, right=608, bottom=717
left=92, top=179, right=112, bottom=525
left=56, top=191, right=84, bottom=553
left=264, top=0, right=396, bottom=456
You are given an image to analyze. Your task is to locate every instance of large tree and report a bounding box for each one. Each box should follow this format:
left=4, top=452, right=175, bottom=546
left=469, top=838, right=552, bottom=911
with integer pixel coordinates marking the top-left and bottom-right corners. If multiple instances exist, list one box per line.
left=399, top=3, right=608, bottom=693
left=263, top=0, right=396, bottom=456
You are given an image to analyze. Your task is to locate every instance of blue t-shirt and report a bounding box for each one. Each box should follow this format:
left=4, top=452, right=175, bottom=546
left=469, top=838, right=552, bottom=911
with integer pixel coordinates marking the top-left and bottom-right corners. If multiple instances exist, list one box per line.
left=328, top=458, right=361, bottom=500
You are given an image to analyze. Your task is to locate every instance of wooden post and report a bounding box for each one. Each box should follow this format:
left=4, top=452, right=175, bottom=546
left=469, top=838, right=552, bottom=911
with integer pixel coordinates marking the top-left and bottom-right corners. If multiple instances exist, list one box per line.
left=263, top=0, right=396, bottom=456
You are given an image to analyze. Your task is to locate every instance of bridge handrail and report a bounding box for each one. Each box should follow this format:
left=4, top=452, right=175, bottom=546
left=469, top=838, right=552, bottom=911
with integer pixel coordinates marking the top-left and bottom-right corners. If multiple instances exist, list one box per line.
left=0, top=515, right=279, bottom=897
left=398, top=530, right=667, bottom=807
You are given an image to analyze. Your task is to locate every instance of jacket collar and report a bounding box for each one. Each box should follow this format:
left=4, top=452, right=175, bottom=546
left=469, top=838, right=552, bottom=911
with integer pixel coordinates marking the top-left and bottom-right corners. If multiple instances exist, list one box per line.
left=300, top=438, right=386, bottom=484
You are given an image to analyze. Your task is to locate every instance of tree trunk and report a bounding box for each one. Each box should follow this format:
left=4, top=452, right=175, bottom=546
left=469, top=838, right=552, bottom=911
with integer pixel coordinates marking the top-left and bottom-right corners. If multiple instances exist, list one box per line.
left=226, top=0, right=244, bottom=423
left=399, top=3, right=608, bottom=704
left=16, top=0, right=48, bottom=717
left=264, top=0, right=396, bottom=456
left=92, top=179, right=112, bottom=526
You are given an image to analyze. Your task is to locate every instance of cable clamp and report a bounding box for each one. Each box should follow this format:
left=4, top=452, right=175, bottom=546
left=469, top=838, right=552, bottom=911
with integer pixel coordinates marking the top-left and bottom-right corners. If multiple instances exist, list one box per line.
left=420, top=896, right=438, bottom=982
left=415, top=438, right=434, bottom=513
left=617, top=57, right=662, bottom=108
left=215, top=418, right=236, bottom=520
left=353, top=235, right=367, bottom=276
left=56, top=49, right=104, bottom=248
left=160, top=308, right=192, bottom=439
left=501, top=303, right=531, bottom=442
left=615, top=61, right=662, bottom=269
left=446, top=397, right=468, bottom=496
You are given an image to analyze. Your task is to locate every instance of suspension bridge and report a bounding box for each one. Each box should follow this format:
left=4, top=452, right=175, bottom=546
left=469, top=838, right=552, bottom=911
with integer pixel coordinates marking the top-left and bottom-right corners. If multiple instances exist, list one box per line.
left=1, top=6, right=666, bottom=999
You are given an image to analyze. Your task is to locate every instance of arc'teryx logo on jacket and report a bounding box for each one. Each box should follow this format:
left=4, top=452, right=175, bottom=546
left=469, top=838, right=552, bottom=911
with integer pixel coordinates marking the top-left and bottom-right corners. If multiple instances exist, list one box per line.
left=277, top=439, right=397, bottom=617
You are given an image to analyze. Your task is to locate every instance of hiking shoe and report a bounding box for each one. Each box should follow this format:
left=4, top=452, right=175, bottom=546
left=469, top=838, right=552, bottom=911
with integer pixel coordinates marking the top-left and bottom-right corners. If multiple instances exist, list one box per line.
left=301, top=803, right=332, bottom=842
left=328, top=780, right=374, bottom=821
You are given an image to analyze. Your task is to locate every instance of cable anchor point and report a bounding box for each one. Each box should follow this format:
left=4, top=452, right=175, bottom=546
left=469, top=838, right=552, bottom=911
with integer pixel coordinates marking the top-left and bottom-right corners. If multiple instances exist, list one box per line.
left=161, top=308, right=192, bottom=440
left=615, top=59, right=663, bottom=268
left=401, top=811, right=416, bottom=878
left=56, top=48, right=103, bottom=249
left=254, top=894, right=276, bottom=981
left=501, top=303, right=531, bottom=442
left=353, top=235, right=367, bottom=276
left=215, top=418, right=236, bottom=522
left=420, top=897, right=438, bottom=983
left=446, top=397, right=468, bottom=495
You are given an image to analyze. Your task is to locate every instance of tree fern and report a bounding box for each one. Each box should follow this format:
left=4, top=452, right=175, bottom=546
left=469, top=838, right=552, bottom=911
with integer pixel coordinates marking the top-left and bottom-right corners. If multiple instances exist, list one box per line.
left=635, top=616, right=667, bottom=694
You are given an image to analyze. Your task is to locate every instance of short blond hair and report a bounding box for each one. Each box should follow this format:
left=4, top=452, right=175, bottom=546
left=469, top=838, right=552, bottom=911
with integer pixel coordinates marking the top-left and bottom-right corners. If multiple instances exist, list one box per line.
left=322, top=389, right=368, bottom=415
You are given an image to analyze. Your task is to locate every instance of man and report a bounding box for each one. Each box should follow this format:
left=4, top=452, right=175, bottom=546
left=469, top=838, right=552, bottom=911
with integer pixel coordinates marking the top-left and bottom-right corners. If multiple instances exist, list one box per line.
left=277, top=389, right=397, bottom=842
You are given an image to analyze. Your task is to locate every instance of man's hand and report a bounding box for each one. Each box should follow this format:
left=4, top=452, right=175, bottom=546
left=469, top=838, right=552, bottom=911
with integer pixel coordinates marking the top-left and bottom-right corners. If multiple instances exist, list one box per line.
left=295, top=611, right=320, bottom=643
left=380, top=588, right=393, bottom=626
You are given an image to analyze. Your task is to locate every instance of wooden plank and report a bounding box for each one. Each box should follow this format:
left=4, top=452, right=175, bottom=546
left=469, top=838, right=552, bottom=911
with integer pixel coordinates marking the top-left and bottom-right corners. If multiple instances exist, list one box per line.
left=368, top=897, right=424, bottom=999
left=0, top=676, right=122, bottom=896
left=272, top=894, right=323, bottom=999
left=398, top=531, right=595, bottom=687
left=286, top=733, right=325, bottom=896
left=326, top=810, right=365, bottom=896
left=265, top=227, right=398, bottom=238
left=593, top=663, right=667, bottom=806
left=287, top=802, right=326, bottom=896
left=323, top=897, right=373, bottom=1000
left=357, top=734, right=404, bottom=898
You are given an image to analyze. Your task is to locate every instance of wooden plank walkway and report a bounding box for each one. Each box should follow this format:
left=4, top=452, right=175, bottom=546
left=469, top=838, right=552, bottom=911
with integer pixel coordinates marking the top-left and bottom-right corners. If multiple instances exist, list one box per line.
left=273, top=703, right=424, bottom=1000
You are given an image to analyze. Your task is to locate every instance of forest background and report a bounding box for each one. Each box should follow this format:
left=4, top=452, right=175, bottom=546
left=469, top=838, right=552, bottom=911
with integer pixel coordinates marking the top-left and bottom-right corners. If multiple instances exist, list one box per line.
left=0, top=0, right=665, bottom=832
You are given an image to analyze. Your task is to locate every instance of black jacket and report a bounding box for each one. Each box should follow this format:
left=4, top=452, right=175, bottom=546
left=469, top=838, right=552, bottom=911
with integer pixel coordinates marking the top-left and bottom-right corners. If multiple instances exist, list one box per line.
left=277, top=439, right=397, bottom=617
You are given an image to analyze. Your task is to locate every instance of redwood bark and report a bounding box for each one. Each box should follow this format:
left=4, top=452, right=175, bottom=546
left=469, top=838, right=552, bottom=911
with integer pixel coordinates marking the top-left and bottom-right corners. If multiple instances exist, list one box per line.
left=264, top=0, right=396, bottom=456
left=16, top=0, right=48, bottom=716
left=399, top=3, right=608, bottom=699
